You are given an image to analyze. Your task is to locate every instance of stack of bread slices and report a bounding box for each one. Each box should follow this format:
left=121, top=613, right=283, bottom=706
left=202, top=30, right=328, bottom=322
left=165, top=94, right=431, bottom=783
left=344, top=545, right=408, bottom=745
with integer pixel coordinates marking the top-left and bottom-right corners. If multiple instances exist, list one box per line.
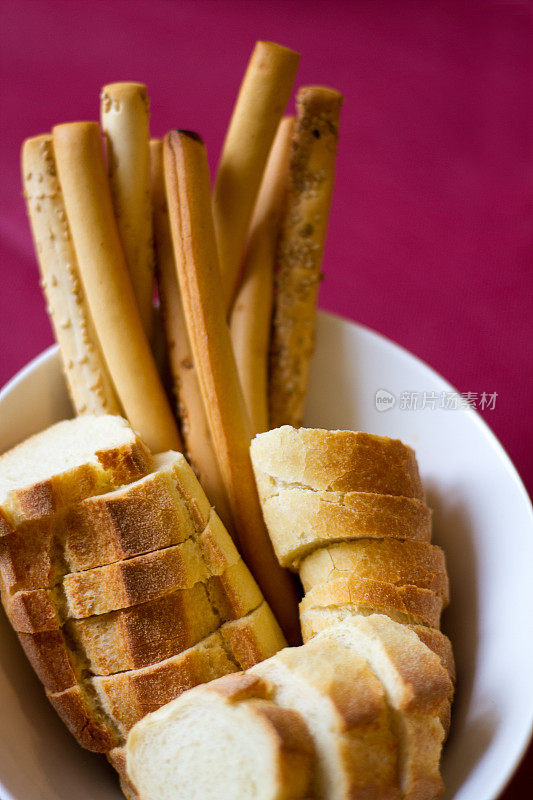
left=126, top=613, right=454, bottom=800
left=250, top=427, right=455, bottom=727
left=125, top=425, right=455, bottom=800
left=0, top=415, right=285, bottom=795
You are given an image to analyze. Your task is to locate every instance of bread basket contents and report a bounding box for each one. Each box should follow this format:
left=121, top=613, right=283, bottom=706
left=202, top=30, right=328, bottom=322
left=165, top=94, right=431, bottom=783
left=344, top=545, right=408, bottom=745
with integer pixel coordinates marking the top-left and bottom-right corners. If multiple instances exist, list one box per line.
left=0, top=415, right=285, bottom=791
left=8, top=33, right=456, bottom=800
left=126, top=614, right=453, bottom=800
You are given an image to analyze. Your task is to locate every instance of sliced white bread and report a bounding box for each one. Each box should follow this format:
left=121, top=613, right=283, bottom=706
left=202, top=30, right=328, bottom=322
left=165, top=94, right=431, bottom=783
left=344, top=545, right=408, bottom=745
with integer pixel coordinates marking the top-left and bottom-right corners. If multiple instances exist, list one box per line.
left=47, top=601, right=285, bottom=749
left=300, top=540, right=448, bottom=603
left=252, top=637, right=401, bottom=800
left=125, top=672, right=315, bottom=800
left=257, top=488, right=431, bottom=567
left=0, top=415, right=152, bottom=524
left=300, top=576, right=443, bottom=634
left=314, top=615, right=452, bottom=800
left=250, top=426, right=425, bottom=500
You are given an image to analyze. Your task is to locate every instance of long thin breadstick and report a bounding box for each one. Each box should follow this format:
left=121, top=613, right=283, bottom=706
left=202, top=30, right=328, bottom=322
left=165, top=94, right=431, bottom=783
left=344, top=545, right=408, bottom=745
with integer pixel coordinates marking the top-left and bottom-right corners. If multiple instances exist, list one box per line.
left=213, top=41, right=300, bottom=313
left=101, top=83, right=155, bottom=339
left=229, top=117, right=294, bottom=434
left=150, top=139, right=233, bottom=531
left=22, top=134, right=121, bottom=416
left=163, top=130, right=301, bottom=645
left=269, top=86, right=343, bottom=428
left=52, top=122, right=182, bottom=454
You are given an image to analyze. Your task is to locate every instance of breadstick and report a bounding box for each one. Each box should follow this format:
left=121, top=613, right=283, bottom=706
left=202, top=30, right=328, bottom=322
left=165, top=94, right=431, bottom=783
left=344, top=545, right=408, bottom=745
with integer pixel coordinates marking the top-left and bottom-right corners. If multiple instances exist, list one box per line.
left=212, top=41, right=300, bottom=313
left=22, top=134, right=121, bottom=416
left=163, top=130, right=301, bottom=645
left=52, top=122, right=181, bottom=454
left=229, top=117, right=294, bottom=434
left=269, top=86, right=343, bottom=428
left=101, top=83, right=154, bottom=339
left=150, top=139, right=233, bottom=531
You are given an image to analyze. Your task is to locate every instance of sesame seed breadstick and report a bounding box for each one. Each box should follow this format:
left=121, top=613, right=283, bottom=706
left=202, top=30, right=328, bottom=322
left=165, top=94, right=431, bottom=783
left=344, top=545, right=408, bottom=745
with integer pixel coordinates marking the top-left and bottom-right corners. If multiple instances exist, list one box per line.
left=163, top=130, right=301, bottom=645
left=101, top=83, right=155, bottom=339
left=230, top=117, right=294, bottom=434
left=150, top=139, right=233, bottom=531
left=52, top=122, right=181, bottom=454
left=22, top=134, right=121, bottom=416
left=269, top=86, right=343, bottom=428
left=213, top=41, right=300, bottom=313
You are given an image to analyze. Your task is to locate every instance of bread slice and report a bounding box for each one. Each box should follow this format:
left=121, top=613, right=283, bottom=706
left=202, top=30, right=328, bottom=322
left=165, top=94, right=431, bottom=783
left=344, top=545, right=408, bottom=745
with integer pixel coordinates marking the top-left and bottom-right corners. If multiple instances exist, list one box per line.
left=251, top=426, right=425, bottom=500
left=0, top=415, right=152, bottom=525
left=252, top=638, right=401, bottom=800
left=258, top=488, right=431, bottom=567
left=47, top=601, right=285, bottom=749
left=300, top=540, right=448, bottom=603
left=300, top=576, right=443, bottom=634
left=6, top=548, right=263, bottom=634
left=17, top=582, right=220, bottom=690
left=314, top=616, right=452, bottom=800
left=0, top=451, right=206, bottom=594
left=125, top=672, right=315, bottom=800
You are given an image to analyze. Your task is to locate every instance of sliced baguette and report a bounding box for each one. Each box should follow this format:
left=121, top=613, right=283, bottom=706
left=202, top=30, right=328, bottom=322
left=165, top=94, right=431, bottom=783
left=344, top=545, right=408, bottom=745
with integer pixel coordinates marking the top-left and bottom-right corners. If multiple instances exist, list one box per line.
left=18, top=583, right=220, bottom=690
left=259, top=488, right=432, bottom=567
left=250, top=427, right=425, bottom=500
left=48, top=601, right=284, bottom=747
left=314, top=616, right=452, bottom=800
left=300, top=576, right=443, bottom=633
left=252, top=638, right=401, bottom=800
left=125, top=672, right=314, bottom=800
left=0, top=452, right=235, bottom=593
left=7, top=552, right=262, bottom=631
left=300, top=540, right=448, bottom=603
left=0, top=416, right=152, bottom=524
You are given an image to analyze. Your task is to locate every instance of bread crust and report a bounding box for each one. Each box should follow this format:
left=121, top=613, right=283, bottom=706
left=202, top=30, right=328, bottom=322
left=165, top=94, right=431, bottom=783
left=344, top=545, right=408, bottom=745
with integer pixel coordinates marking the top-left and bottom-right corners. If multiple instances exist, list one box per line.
left=251, top=426, right=425, bottom=500
left=0, top=418, right=152, bottom=525
left=300, top=577, right=443, bottom=630
left=259, top=488, right=432, bottom=567
left=300, top=540, right=448, bottom=603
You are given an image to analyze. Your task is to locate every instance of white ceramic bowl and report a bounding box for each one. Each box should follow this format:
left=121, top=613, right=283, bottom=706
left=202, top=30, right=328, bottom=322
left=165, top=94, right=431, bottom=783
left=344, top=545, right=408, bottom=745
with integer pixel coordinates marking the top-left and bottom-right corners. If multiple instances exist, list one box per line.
left=0, top=312, right=531, bottom=800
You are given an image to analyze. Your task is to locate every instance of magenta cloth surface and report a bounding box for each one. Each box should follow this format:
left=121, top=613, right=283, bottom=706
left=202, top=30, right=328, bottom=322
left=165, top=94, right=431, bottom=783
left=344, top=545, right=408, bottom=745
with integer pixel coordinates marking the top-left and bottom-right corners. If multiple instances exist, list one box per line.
left=0, top=2, right=532, bottom=791
left=1, top=0, right=532, bottom=500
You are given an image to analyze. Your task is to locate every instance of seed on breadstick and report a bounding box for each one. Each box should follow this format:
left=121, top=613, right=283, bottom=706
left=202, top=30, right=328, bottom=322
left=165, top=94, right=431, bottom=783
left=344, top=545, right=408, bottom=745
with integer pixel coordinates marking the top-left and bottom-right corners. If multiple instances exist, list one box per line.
left=269, top=86, right=343, bottom=429
left=213, top=41, right=300, bottom=313
left=163, top=130, right=301, bottom=645
left=52, top=122, right=182, bottom=454
left=230, top=117, right=294, bottom=434
left=150, top=139, right=233, bottom=531
left=101, top=82, right=155, bottom=339
left=22, top=134, right=121, bottom=416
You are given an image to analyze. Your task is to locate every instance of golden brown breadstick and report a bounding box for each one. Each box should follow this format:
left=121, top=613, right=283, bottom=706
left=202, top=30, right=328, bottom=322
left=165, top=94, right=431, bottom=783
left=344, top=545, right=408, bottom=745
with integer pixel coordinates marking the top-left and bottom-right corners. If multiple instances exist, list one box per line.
left=150, top=139, right=233, bottom=530
left=269, top=86, right=343, bottom=428
left=52, top=122, right=181, bottom=454
left=212, top=41, right=300, bottom=312
left=22, top=134, right=121, bottom=416
left=163, top=130, right=301, bottom=645
left=229, top=117, right=294, bottom=434
left=101, top=83, right=154, bottom=339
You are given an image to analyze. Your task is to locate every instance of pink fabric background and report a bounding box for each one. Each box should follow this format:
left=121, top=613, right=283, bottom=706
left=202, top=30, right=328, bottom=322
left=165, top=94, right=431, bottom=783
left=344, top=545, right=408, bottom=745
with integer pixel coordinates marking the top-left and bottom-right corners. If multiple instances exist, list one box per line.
left=0, top=1, right=532, bottom=790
